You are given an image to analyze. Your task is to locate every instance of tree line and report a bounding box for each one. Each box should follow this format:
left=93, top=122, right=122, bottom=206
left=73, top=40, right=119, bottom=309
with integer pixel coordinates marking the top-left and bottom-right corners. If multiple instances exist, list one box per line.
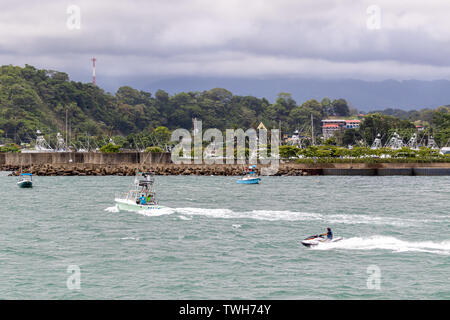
left=0, top=64, right=449, bottom=150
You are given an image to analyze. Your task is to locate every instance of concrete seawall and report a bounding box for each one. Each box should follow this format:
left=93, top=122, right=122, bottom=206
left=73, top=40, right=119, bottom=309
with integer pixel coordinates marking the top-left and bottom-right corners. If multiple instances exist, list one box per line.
left=322, top=167, right=450, bottom=176
left=322, top=168, right=377, bottom=176
left=318, top=163, right=450, bottom=176
left=0, top=152, right=171, bottom=166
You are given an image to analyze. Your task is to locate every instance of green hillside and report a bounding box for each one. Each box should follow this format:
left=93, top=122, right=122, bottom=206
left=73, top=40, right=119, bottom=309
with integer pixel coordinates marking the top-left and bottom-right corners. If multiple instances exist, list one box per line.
left=0, top=64, right=449, bottom=149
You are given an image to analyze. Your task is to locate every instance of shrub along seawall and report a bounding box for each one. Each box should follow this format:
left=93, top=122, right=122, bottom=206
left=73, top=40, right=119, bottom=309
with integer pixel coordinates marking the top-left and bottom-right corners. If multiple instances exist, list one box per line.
left=1, top=151, right=450, bottom=176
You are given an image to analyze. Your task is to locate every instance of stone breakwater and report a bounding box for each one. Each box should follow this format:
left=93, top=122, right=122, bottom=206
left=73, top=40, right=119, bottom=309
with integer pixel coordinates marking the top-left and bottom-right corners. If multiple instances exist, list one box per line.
left=3, top=164, right=319, bottom=176
left=3, top=162, right=450, bottom=176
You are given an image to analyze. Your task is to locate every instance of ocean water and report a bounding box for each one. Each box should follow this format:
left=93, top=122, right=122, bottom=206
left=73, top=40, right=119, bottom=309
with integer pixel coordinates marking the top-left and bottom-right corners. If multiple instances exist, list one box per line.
left=0, top=173, right=449, bottom=299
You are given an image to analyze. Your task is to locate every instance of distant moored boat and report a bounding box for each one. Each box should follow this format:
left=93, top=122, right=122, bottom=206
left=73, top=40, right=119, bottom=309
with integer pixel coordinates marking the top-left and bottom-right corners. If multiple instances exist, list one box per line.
left=237, top=165, right=261, bottom=184
left=17, top=173, right=33, bottom=188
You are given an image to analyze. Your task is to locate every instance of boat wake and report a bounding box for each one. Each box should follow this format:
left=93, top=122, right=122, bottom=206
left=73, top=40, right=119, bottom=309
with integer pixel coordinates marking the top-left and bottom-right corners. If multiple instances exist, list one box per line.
left=170, top=208, right=420, bottom=226
left=173, top=208, right=320, bottom=221
left=131, top=207, right=176, bottom=217
left=104, top=205, right=175, bottom=216
left=120, top=236, right=140, bottom=241
left=105, top=205, right=119, bottom=213
left=104, top=206, right=427, bottom=226
left=177, top=215, right=192, bottom=221
left=311, top=236, right=450, bottom=255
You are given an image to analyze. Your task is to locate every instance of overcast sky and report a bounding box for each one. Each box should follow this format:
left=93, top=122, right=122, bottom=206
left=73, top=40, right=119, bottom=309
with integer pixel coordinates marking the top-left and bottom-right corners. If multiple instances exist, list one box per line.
left=1, top=0, right=450, bottom=92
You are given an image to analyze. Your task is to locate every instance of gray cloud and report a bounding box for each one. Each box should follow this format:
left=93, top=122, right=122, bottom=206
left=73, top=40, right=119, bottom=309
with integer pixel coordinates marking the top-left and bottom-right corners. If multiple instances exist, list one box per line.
left=1, top=0, right=450, bottom=91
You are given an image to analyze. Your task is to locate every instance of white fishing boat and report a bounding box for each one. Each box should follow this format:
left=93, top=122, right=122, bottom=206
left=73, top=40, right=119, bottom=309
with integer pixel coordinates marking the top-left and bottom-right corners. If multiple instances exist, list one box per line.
left=114, top=172, right=165, bottom=212
left=21, top=130, right=54, bottom=153
left=440, top=139, right=450, bottom=155
left=440, top=147, right=450, bottom=155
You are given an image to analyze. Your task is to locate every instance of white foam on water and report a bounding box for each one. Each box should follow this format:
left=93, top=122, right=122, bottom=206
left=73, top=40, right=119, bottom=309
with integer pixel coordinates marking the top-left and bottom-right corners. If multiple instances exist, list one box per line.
left=173, top=208, right=322, bottom=221
left=312, top=236, right=450, bottom=255
left=174, top=207, right=235, bottom=219
left=105, top=205, right=119, bottom=213
left=106, top=205, right=429, bottom=227
left=327, top=214, right=416, bottom=227
left=137, top=207, right=176, bottom=217
left=120, top=237, right=140, bottom=241
left=171, top=208, right=418, bottom=226
left=106, top=205, right=176, bottom=217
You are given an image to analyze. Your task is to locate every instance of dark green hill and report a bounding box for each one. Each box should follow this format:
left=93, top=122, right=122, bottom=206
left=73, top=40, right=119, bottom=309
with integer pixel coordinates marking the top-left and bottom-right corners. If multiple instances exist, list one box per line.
left=0, top=65, right=336, bottom=144
left=1, top=65, right=448, bottom=148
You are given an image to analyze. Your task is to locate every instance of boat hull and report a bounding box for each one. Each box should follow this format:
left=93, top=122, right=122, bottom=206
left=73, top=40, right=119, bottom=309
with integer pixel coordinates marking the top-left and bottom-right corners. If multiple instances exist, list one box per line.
left=237, top=178, right=261, bottom=184
left=114, top=199, right=165, bottom=212
left=17, top=181, right=33, bottom=188
left=301, top=237, right=343, bottom=247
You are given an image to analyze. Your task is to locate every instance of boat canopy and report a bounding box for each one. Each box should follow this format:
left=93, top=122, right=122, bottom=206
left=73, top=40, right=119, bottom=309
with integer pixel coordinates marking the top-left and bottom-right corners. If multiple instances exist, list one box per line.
left=20, top=173, right=32, bottom=176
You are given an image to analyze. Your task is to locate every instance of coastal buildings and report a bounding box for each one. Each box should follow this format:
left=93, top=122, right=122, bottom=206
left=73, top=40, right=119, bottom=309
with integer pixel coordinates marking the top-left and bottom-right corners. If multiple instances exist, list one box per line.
left=321, top=119, right=361, bottom=139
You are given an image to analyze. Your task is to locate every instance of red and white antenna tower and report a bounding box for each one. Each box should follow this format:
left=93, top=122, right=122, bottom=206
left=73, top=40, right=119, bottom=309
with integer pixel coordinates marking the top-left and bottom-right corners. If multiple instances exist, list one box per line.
left=91, top=57, right=96, bottom=85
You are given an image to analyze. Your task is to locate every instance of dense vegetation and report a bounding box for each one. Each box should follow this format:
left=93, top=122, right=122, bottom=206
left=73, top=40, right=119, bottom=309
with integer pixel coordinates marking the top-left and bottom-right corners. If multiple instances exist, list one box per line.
left=0, top=65, right=350, bottom=145
left=0, top=143, right=20, bottom=153
left=362, top=107, right=450, bottom=146
left=0, top=65, right=449, bottom=151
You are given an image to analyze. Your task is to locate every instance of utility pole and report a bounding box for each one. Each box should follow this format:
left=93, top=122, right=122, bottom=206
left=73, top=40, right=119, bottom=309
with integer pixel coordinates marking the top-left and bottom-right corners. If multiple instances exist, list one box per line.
left=91, top=57, right=96, bottom=86
left=69, top=119, right=72, bottom=150
left=279, top=120, right=282, bottom=144
left=65, top=105, right=68, bottom=148
left=311, top=114, right=315, bottom=146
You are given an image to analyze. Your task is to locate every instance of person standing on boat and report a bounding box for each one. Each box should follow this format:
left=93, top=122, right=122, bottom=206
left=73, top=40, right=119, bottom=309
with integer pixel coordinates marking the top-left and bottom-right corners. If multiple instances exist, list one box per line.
left=139, top=194, right=147, bottom=205
left=320, top=228, right=333, bottom=240
left=247, top=166, right=253, bottom=178
left=146, top=193, right=152, bottom=204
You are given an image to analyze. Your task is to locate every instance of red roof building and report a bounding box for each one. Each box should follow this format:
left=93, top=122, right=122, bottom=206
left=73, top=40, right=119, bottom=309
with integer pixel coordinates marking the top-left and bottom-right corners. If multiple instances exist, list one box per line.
left=321, top=119, right=361, bottom=138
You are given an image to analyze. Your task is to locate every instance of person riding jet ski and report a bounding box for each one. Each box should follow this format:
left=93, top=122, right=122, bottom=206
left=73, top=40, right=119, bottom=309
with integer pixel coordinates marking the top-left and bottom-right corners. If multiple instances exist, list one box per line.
left=301, top=228, right=342, bottom=247
left=320, top=227, right=333, bottom=240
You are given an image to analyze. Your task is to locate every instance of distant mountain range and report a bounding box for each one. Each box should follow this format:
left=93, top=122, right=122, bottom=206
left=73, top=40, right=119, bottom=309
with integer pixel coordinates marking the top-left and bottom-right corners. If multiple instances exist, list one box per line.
left=118, top=77, right=450, bottom=112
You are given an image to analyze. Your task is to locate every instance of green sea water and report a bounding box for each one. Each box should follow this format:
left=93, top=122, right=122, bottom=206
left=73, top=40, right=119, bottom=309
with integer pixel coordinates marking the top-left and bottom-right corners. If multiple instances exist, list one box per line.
left=0, top=173, right=449, bottom=299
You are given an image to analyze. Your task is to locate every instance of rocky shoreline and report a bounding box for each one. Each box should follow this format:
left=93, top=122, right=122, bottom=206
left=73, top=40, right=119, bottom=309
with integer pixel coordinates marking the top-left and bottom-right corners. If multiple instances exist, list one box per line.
left=3, top=163, right=450, bottom=176
left=2, top=164, right=318, bottom=176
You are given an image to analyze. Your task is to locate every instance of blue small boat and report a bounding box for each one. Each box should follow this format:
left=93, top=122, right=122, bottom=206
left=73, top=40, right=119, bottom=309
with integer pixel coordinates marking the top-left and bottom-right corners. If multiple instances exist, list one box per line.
left=17, top=173, right=33, bottom=188
left=237, top=165, right=261, bottom=184
left=237, top=177, right=261, bottom=184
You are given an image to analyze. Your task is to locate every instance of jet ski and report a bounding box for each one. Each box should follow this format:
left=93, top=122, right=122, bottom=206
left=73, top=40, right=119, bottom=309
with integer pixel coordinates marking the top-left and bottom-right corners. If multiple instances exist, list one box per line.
left=301, top=234, right=343, bottom=247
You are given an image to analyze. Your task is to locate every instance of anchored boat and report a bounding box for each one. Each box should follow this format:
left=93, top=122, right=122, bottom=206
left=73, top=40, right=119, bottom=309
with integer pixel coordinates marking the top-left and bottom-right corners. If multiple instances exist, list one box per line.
left=237, top=165, right=261, bottom=184
left=114, top=172, right=165, bottom=212
left=17, top=173, right=33, bottom=188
